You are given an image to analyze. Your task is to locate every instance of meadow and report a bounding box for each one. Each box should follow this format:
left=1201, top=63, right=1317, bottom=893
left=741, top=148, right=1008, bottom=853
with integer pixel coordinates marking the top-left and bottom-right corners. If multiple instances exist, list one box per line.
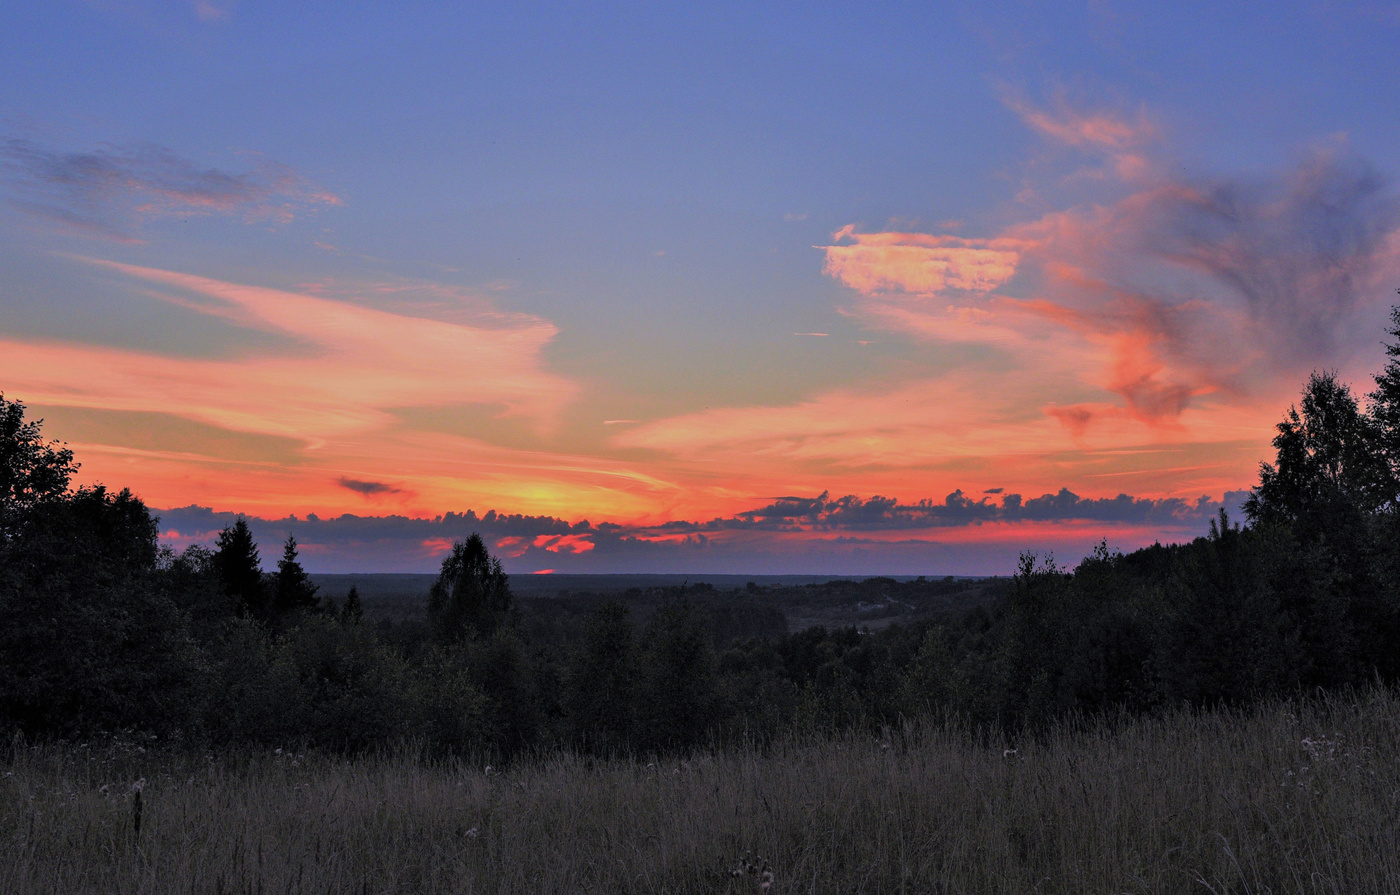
left=4, top=687, right=1398, bottom=895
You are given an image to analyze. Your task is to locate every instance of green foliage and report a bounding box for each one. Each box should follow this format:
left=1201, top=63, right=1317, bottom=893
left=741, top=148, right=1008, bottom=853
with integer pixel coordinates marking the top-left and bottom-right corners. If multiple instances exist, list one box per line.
left=202, top=615, right=419, bottom=750
left=1368, top=300, right=1400, bottom=484
left=461, top=630, right=541, bottom=754
left=413, top=645, right=488, bottom=752
left=1247, top=371, right=1394, bottom=529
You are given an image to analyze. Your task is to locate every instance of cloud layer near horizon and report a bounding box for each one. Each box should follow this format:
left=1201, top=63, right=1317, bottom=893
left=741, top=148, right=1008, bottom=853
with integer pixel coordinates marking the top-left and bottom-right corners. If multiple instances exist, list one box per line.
left=156, top=486, right=1250, bottom=576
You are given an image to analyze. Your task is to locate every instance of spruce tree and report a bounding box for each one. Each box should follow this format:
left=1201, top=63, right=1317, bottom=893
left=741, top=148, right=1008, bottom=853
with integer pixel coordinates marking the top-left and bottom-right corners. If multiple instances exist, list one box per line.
left=1367, top=300, right=1400, bottom=501
left=273, top=534, right=319, bottom=615
left=213, top=519, right=265, bottom=618
left=341, top=584, right=363, bottom=623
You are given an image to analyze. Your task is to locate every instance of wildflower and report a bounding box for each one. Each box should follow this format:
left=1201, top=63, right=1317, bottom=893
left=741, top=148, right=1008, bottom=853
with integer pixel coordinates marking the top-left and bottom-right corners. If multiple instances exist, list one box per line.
left=760, top=869, right=774, bottom=892
left=1003, top=748, right=1017, bottom=758
left=464, top=826, right=479, bottom=839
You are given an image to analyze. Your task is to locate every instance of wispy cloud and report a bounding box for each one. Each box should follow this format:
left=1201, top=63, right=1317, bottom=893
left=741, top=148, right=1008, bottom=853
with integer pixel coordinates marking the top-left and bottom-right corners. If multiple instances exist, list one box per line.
left=1001, top=91, right=1158, bottom=180
left=0, top=261, right=676, bottom=519
left=615, top=100, right=1398, bottom=510
left=0, top=137, right=339, bottom=238
left=814, top=111, right=1400, bottom=434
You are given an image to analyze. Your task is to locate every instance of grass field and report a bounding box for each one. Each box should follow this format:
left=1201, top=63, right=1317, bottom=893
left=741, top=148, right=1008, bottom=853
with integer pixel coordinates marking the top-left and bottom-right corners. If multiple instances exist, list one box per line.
left=4, top=688, right=1399, bottom=894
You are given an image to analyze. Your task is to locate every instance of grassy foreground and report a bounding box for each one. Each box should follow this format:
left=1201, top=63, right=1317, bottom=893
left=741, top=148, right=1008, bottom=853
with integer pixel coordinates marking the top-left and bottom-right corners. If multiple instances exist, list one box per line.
left=4, top=691, right=1400, bottom=894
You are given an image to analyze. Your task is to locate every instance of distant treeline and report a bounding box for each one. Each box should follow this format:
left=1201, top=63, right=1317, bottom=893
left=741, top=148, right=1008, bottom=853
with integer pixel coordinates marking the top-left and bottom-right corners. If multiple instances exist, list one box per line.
left=3, top=304, right=1400, bottom=756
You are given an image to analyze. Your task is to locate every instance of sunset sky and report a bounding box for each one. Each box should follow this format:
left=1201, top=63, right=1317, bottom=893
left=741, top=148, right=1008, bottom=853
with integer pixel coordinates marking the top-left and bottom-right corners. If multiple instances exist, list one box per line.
left=3, top=2, right=1400, bottom=573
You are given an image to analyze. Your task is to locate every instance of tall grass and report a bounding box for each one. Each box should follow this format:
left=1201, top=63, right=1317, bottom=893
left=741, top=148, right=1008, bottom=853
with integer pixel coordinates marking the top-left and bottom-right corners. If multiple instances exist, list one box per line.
left=4, top=687, right=1399, bottom=894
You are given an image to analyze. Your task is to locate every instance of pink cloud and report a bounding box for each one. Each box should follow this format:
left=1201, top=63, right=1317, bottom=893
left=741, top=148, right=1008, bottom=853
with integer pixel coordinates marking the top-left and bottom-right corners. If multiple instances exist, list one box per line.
left=421, top=537, right=456, bottom=555
left=0, top=262, right=702, bottom=521
left=619, top=103, right=1398, bottom=515
left=1000, top=93, right=1158, bottom=181
left=1007, top=98, right=1154, bottom=153
left=822, top=225, right=1022, bottom=296
left=532, top=533, right=595, bottom=554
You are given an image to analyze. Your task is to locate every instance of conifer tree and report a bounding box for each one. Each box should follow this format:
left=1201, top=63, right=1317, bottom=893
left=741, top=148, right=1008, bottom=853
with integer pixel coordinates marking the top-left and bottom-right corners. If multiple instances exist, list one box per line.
left=1368, top=300, right=1400, bottom=501
left=341, top=584, right=363, bottom=623
left=273, top=534, right=319, bottom=615
left=213, top=519, right=265, bottom=618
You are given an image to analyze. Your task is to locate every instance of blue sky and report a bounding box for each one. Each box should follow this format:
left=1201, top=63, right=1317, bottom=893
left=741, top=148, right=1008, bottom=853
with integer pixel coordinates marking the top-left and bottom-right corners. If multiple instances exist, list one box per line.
left=3, top=1, right=1398, bottom=572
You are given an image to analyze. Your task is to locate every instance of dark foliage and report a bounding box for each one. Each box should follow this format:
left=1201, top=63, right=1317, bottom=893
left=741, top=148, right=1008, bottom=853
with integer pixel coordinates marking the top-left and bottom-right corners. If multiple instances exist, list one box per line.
left=341, top=584, right=363, bottom=623
left=0, top=394, right=77, bottom=529
left=273, top=535, right=320, bottom=616
left=0, top=485, right=201, bottom=735
left=214, top=519, right=266, bottom=619
left=6, top=302, right=1400, bottom=754
left=426, top=533, right=512, bottom=641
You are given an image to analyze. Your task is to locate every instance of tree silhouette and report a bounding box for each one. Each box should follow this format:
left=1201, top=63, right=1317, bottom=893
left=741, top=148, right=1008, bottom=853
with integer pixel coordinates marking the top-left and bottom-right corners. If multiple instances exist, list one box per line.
left=1368, top=299, right=1400, bottom=500
left=214, top=519, right=266, bottom=618
left=426, top=533, right=512, bottom=640
left=341, top=584, right=364, bottom=623
left=273, top=534, right=320, bottom=616
left=1245, top=371, right=1392, bottom=529
left=0, top=394, right=78, bottom=540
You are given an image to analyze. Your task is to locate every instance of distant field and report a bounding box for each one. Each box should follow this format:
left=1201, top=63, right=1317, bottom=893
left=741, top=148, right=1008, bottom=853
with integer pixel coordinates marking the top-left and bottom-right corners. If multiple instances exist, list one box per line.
left=6, top=688, right=1398, bottom=893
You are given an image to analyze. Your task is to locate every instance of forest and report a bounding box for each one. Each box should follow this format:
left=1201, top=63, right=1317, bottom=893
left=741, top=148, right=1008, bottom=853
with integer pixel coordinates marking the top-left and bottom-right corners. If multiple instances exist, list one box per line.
left=2, top=305, right=1400, bottom=760
left=5, top=308, right=1400, bottom=892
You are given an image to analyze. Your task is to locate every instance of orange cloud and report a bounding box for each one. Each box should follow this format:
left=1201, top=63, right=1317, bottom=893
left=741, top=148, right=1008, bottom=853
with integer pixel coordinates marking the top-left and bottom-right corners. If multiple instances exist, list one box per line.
left=2, top=259, right=573, bottom=439
left=822, top=225, right=1021, bottom=296
left=421, top=537, right=456, bottom=555
left=0, top=261, right=702, bottom=521
left=532, top=533, right=594, bottom=554
left=621, top=119, right=1399, bottom=517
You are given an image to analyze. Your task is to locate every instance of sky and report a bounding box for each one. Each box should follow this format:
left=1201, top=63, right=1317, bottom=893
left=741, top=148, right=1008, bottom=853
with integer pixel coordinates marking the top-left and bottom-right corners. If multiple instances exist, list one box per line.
left=3, top=1, right=1400, bottom=574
